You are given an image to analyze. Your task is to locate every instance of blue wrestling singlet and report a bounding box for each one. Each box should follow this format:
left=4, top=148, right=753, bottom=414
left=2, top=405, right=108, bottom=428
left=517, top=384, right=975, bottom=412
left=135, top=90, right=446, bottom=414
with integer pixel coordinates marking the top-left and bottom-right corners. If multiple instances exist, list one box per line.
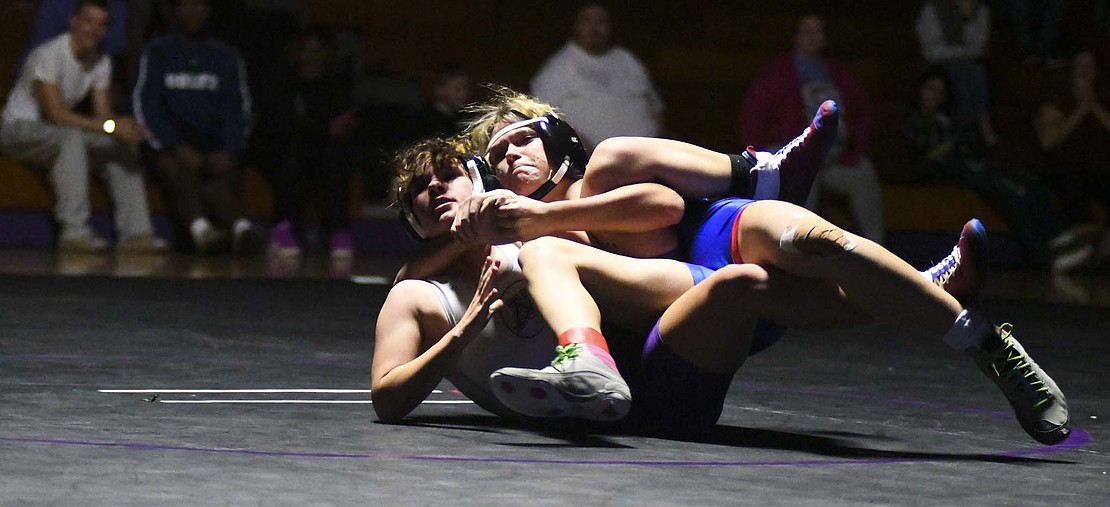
left=676, top=197, right=758, bottom=270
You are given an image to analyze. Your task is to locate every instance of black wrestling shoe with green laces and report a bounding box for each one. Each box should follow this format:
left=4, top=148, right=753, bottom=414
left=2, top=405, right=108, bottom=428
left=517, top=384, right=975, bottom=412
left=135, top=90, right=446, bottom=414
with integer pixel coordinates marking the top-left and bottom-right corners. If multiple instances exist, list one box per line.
left=968, top=323, right=1070, bottom=445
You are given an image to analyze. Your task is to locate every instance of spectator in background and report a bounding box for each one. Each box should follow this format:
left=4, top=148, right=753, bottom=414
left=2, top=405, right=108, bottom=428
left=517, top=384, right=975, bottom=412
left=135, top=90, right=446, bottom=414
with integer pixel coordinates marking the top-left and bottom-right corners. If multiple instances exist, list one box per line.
left=1034, top=50, right=1110, bottom=272
left=531, top=0, right=664, bottom=151
left=18, top=0, right=139, bottom=113
left=0, top=0, right=165, bottom=253
left=741, top=13, right=885, bottom=245
left=1008, top=0, right=1068, bottom=66
left=265, top=27, right=358, bottom=260
left=915, top=0, right=999, bottom=145
left=899, top=69, right=1060, bottom=262
left=408, top=61, right=474, bottom=139
left=134, top=0, right=262, bottom=256
left=29, top=0, right=129, bottom=57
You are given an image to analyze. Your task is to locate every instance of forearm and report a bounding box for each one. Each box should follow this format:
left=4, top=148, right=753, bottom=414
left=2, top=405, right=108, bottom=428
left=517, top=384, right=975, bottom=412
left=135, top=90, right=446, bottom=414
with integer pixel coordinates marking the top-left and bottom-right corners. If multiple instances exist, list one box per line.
left=372, top=329, right=467, bottom=421
left=394, top=236, right=470, bottom=283
left=544, top=183, right=684, bottom=234
left=44, top=107, right=105, bottom=132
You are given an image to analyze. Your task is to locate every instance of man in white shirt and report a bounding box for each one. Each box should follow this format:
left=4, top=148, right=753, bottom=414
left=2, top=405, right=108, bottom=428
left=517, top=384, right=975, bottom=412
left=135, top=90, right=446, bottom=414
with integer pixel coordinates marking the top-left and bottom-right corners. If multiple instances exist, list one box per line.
left=0, top=0, right=164, bottom=253
left=531, top=1, right=663, bottom=151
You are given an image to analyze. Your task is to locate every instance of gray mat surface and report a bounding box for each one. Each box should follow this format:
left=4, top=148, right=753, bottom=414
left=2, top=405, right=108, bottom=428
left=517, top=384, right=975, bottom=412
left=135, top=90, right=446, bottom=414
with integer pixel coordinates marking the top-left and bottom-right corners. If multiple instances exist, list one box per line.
left=1, top=275, right=1105, bottom=505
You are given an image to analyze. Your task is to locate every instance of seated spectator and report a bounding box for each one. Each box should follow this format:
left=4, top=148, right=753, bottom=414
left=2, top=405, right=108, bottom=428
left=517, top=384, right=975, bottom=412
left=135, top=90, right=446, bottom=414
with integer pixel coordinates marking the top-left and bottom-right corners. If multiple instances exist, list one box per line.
left=741, top=13, right=885, bottom=244
left=22, top=0, right=156, bottom=115
left=406, top=61, right=474, bottom=139
left=531, top=0, right=664, bottom=151
left=133, top=0, right=262, bottom=255
left=915, top=0, right=999, bottom=145
left=264, top=27, right=358, bottom=259
left=0, top=0, right=165, bottom=253
left=898, top=70, right=1060, bottom=262
left=30, top=0, right=129, bottom=55
left=1034, top=50, right=1110, bottom=272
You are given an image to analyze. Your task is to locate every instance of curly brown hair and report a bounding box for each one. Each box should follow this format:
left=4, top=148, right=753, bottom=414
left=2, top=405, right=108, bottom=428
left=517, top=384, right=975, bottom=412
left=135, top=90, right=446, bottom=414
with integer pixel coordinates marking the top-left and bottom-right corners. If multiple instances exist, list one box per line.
left=388, top=136, right=473, bottom=208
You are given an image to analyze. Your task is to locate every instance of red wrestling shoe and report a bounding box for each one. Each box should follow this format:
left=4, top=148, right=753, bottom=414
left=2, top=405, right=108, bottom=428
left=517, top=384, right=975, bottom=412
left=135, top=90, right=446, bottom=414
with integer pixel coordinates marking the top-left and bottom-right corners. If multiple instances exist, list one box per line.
left=750, top=100, right=839, bottom=205
left=924, top=218, right=989, bottom=307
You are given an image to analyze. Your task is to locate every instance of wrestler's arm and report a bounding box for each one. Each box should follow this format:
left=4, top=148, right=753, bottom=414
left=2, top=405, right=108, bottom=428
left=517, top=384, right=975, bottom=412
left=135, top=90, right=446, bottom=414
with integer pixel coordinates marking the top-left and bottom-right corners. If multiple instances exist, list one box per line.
left=393, top=235, right=470, bottom=283
left=492, top=181, right=685, bottom=242
left=372, top=259, right=503, bottom=422
left=396, top=191, right=520, bottom=283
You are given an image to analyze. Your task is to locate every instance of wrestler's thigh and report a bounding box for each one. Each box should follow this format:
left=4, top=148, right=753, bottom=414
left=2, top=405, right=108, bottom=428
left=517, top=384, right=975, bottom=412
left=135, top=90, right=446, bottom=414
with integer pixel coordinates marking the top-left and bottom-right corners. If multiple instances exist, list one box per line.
left=734, top=200, right=862, bottom=277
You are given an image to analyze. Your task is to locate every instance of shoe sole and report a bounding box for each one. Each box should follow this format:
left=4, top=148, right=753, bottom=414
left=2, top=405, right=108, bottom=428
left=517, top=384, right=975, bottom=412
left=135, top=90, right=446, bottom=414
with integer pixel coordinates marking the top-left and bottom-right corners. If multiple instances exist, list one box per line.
left=489, top=371, right=631, bottom=421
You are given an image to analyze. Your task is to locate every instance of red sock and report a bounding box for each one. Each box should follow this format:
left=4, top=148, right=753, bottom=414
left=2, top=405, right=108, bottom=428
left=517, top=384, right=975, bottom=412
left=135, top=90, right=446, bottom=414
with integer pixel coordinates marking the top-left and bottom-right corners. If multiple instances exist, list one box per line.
left=558, top=328, right=618, bottom=372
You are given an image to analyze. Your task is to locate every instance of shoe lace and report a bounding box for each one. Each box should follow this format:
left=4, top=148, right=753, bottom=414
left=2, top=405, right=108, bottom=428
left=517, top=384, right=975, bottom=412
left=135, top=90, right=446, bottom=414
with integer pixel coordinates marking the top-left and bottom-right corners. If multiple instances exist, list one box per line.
left=986, top=324, right=1052, bottom=408
left=551, top=343, right=581, bottom=366
left=776, top=125, right=812, bottom=160
left=926, top=245, right=961, bottom=287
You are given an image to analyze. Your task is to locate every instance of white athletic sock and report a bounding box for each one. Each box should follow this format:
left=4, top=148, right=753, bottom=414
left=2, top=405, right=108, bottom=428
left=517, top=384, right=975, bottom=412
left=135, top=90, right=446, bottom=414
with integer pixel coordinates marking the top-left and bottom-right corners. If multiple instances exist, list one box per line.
left=750, top=151, right=780, bottom=200
left=942, top=308, right=994, bottom=351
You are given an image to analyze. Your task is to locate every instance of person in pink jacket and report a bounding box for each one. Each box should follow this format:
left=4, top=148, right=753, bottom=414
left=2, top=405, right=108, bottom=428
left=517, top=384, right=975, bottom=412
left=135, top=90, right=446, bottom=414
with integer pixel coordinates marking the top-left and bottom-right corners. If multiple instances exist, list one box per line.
left=740, top=13, right=884, bottom=245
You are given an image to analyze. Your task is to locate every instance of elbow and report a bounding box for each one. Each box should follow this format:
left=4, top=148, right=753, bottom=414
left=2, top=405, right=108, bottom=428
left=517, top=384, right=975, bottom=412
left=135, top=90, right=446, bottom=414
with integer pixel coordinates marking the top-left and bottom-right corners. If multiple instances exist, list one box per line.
left=371, top=391, right=411, bottom=423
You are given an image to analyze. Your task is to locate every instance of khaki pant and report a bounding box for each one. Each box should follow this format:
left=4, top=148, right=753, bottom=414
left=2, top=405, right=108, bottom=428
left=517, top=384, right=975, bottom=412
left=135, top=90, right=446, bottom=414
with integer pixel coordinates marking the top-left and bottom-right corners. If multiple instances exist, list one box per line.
left=804, top=156, right=886, bottom=245
left=0, top=120, right=153, bottom=240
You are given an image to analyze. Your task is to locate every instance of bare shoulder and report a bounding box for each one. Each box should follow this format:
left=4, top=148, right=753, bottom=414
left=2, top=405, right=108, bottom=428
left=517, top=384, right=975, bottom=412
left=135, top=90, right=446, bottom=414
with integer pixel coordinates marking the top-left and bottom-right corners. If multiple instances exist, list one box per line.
left=383, top=279, right=443, bottom=316
left=376, top=279, right=452, bottom=353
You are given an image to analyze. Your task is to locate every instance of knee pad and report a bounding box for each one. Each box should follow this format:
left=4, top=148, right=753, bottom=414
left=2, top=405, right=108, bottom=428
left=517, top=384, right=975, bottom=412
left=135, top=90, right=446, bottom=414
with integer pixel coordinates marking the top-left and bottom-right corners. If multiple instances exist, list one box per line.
left=778, top=217, right=857, bottom=256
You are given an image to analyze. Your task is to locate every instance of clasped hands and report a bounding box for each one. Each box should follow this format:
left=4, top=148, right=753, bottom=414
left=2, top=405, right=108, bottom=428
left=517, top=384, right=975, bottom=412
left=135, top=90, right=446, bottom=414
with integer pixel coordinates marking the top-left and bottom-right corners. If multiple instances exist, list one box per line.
left=451, top=190, right=548, bottom=245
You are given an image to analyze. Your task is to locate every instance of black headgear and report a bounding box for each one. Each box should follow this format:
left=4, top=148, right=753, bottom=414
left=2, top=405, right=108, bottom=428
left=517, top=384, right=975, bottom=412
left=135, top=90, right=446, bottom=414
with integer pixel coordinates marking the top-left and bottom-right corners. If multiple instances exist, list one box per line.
left=485, top=113, right=587, bottom=200
left=398, top=155, right=494, bottom=241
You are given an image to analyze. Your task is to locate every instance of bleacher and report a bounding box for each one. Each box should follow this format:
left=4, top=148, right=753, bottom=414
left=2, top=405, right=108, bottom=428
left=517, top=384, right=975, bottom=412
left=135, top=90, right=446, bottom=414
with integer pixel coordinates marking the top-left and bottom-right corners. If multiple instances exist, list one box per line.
left=2, top=0, right=1104, bottom=261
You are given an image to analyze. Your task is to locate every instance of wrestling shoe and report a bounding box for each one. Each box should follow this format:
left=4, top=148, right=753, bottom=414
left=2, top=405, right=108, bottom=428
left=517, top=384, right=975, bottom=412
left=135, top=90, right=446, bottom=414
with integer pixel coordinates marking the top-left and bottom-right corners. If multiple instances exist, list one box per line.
left=967, top=323, right=1070, bottom=445
left=923, top=218, right=989, bottom=307
left=489, top=343, right=632, bottom=421
left=748, top=100, right=840, bottom=205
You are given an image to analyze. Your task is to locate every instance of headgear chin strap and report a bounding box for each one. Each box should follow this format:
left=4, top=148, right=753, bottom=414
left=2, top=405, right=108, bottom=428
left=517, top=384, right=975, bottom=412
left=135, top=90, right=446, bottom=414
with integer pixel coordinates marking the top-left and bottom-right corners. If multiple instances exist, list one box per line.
left=398, top=155, right=494, bottom=241
left=485, top=113, right=587, bottom=200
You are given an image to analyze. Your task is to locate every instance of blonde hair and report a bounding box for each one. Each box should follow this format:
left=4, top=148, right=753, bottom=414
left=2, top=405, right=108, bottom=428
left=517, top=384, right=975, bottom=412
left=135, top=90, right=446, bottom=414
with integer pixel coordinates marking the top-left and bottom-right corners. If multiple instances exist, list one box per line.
left=464, top=85, right=559, bottom=151
left=388, top=136, right=471, bottom=207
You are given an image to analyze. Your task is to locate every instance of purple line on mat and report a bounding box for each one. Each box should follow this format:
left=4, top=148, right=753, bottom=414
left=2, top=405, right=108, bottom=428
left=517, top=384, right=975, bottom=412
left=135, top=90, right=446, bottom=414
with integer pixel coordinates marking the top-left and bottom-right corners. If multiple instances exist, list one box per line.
left=0, top=428, right=1089, bottom=467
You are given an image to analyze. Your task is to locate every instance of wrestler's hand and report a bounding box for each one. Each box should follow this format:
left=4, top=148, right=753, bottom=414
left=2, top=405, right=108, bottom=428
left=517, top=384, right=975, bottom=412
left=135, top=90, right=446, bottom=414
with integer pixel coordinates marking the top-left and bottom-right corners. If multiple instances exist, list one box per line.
left=457, top=250, right=504, bottom=339
left=452, top=190, right=515, bottom=244
left=491, top=193, right=551, bottom=242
